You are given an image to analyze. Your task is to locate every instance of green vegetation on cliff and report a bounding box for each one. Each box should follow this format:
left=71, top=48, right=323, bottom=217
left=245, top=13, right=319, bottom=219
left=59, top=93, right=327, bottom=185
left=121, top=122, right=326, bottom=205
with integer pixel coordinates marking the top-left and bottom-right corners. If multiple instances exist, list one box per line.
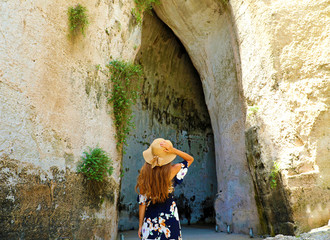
left=77, top=147, right=113, bottom=182
left=270, top=161, right=280, bottom=189
left=106, top=60, right=143, bottom=150
left=68, top=4, right=89, bottom=37
left=132, top=0, right=159, bottom=24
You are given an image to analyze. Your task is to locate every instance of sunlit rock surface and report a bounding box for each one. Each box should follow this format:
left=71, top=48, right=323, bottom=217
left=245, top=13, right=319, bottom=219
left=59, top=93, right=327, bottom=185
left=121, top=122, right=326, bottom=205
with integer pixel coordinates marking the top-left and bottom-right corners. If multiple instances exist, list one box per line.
left=0, top=0, right=141, bottom=239
left=264, top=225, right=330, bottom=240
left=154, top=0, right=330, bottom=235
left=0, top=0, right=329, bottom=238
left=154, top=0, right=261, bottom=234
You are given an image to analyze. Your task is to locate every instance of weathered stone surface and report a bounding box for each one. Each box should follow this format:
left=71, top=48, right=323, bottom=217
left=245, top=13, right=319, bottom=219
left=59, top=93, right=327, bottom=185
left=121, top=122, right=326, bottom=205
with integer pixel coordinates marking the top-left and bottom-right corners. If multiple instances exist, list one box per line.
left=0, top=0, right=141, bottom=238
left=230, top=0, right=330, bottom=234
left=1, top=0, right=329, bottom=237
left=154, top=0, right=261, bottom=234
left=264, top=227, right=330, bottom=240
left=246, top=127, right=294, bottom=235
left=0, top=156, right=118, bottom=240
left=118, top=12, right=217, bottom=230
left=154, top=0, right=330, bottom=235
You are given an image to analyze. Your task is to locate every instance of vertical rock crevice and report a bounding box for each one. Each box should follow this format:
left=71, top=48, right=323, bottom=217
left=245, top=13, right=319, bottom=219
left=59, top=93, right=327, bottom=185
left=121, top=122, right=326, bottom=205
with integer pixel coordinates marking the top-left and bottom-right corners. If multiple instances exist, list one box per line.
left=246, top=127, right=295, bottom=235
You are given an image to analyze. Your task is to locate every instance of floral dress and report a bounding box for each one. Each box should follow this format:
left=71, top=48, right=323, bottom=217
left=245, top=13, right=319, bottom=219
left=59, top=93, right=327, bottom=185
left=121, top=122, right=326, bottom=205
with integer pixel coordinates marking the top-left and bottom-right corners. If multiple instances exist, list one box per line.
left=138, top=160, right=189, bottom=240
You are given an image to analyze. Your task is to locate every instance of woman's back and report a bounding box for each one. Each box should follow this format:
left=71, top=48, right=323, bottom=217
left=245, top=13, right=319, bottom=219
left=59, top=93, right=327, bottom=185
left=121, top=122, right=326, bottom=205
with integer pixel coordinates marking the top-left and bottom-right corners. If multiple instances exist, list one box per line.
left=138, top=160, right=190, bottom=240
left=136, top=138, right=193, bottom=240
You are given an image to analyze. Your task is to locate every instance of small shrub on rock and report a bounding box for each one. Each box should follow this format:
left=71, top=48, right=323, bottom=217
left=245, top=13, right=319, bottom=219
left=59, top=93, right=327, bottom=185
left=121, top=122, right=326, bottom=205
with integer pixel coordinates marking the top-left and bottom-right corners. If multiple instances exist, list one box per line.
left=68, top=4, right=89, bottom=37
left=131, top=0, right=159, bottom=24
left=77, top=147, right=113, bottom=182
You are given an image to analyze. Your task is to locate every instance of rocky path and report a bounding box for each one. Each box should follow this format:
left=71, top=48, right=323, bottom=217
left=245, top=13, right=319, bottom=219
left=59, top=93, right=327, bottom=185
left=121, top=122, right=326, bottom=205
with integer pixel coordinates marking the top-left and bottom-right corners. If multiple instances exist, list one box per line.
left=264, top=225, right=330, bottom=240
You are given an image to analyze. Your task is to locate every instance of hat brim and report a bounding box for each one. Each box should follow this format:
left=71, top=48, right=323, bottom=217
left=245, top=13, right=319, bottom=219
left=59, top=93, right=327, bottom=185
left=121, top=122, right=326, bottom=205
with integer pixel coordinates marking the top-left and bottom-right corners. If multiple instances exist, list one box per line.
left=143, top=146, right=176, bottom=168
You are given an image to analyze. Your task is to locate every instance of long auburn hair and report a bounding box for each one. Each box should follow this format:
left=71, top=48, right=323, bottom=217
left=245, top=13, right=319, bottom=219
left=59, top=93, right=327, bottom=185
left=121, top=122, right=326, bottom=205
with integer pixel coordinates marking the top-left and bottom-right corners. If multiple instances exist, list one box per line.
left=135, top=162, right=173, bottom=204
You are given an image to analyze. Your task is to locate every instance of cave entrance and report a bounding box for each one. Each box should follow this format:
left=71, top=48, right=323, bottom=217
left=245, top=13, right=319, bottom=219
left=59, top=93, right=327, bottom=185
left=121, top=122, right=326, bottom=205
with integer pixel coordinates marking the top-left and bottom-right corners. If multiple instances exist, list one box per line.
left=118, top=12, right=217, bottom=231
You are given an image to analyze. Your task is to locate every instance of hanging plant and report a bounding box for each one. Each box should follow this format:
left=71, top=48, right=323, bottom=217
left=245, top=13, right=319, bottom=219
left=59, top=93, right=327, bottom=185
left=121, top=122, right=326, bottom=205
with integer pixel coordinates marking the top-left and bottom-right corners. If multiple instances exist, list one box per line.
left=68, top=4, right=89, bottom=37
left=106, top=60, right=143, bottom=150
left=131, top=0, right=160, bottom=25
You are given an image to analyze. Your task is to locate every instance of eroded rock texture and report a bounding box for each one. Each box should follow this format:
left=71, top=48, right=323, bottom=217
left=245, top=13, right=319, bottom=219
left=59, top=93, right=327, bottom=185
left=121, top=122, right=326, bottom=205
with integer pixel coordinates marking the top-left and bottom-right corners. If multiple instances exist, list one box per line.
left=154, top=0, right=261, bottom=234
left=118, top=12, right=217, bottom=230
left=154, top=0, right=330, bottom=235
left=0, top=0, right=141, bottom=239
left=231, top=0, right=330, bottom=234
left=246, top=127, right=295, bottom=235
left=1, top=0, right=329, bottom=238
left=0, top=156, right=118, bottom=240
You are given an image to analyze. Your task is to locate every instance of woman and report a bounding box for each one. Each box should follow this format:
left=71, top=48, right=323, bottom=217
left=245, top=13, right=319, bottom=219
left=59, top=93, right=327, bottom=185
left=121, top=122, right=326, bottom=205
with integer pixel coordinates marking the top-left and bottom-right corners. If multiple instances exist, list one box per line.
left=135, top=138, right=194, bottom=240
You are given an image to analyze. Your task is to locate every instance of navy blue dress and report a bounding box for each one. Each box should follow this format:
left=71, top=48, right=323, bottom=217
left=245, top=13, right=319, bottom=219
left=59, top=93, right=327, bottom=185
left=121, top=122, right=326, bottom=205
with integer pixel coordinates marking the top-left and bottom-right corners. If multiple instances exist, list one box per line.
left=138, top=160, right=189, bottom=240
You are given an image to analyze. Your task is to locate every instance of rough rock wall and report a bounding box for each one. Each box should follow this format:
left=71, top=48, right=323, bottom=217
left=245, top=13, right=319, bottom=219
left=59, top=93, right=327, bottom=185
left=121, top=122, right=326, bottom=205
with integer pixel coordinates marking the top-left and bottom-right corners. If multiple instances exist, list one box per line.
left=154, top=0, right=261, bottom=234
left=246, top=127, right=295, bottom=235
left=118, top=12, right=217, bottom=230
left=154, top=0, right=330, bottom=235
left=230, top=0, right=330, bottom=234
left=0, top=0, right=140, bottom=239
left=1, top=156, right=118, bottom=239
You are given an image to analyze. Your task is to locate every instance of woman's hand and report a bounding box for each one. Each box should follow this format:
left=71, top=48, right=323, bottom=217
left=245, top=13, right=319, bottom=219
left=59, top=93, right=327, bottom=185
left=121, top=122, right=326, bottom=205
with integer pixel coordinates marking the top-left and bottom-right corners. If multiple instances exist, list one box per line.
left=161, top=140, right=194, bottom=167
left=160, top=141, right=175, bottom=154
left=138, top=226, right=142, bottom=239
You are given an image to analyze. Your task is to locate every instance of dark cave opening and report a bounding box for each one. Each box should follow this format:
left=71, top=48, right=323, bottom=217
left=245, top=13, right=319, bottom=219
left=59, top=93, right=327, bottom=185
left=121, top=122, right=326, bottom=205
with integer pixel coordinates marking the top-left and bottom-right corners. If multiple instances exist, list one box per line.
left=118, top=11, right=217, bottom=231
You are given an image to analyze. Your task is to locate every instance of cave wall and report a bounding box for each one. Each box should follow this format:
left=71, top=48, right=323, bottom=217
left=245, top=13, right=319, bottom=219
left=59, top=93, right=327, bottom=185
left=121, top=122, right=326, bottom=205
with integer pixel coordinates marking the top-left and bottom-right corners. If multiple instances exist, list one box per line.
left=118, top=12, right=217, bottom=230
left=154, top=0, right=261, bottom=234
left=154, top=0, right=330, bottom=235
left=1, top=0, right=329, bottom=238
left=0, top=0, right=140, bottom=239
left=231, top=0, right=330, bottom=234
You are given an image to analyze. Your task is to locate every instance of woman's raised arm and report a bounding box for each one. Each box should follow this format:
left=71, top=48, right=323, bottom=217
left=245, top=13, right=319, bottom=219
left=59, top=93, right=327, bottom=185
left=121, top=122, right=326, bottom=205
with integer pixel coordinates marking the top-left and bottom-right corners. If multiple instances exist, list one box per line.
left=160, top=141, right=194, bottom=179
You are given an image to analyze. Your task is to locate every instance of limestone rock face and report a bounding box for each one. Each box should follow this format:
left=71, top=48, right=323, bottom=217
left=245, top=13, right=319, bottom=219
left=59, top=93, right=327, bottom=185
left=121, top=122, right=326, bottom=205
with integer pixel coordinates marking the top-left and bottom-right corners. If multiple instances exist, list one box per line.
left=0, top=0, right=140, bottom=239
left=154, top=0, right=329, bottom=235
left=1, top=0, right=329, bottom=237
left=230, top=0, right=330, bottom=234
left=154, top=0, right=261, bottom=234
left=119, top=12, right=217, bottom=230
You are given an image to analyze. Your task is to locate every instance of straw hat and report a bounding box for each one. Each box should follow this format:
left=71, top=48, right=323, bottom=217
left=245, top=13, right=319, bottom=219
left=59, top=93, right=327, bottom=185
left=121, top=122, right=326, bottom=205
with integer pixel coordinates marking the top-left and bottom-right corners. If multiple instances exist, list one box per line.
left=143, top=138, right=176, bottom=168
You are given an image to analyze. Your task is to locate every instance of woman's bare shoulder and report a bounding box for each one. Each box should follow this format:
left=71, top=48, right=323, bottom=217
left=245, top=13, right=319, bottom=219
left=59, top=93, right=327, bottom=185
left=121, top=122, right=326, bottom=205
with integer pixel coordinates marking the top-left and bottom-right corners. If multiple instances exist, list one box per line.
left=170, top=163, right=182, bottom=179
